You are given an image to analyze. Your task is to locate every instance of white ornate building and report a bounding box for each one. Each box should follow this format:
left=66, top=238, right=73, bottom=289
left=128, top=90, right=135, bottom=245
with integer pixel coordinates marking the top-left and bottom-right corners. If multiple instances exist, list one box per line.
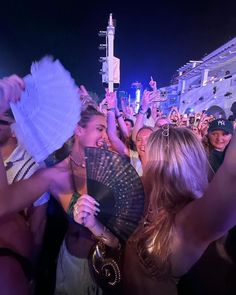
left=160, top=37, right=236, bottom=118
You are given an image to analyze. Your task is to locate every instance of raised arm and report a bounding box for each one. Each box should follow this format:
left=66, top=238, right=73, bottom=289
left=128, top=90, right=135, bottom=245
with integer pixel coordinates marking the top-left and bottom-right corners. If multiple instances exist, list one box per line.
left=120, top=97, right=129, bottom=119
left=132, top=90, right=153, bottom=142
left=0, top=75, right=57, bottom=220
left=178, top=130, right=236, bottom=248
left=106, top=91, right=129, bottom=156
left=168, top=106, right=180, bottom=122
left=115, top=108, right=130, bottom=139
left=149, top=76, right=156, bottom=90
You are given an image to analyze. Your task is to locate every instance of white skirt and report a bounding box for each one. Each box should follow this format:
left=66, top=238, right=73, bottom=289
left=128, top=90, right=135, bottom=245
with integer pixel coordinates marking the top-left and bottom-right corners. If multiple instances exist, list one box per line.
left=55, top=239, right=103, bottom=295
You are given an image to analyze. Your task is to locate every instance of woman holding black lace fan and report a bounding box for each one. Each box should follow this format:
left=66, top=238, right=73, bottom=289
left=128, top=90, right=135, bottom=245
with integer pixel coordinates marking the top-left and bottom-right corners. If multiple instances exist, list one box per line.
left=51, top=105, right=121, bottom=295
left=0, top=72, right=145, bottom=295
left=0, top=72, right=118, bottom=294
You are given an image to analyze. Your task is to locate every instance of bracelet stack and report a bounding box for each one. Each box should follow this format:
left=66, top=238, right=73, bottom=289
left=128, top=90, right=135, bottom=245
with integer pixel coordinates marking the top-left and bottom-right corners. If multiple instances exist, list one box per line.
left=92, top=226, right=110, bottom=242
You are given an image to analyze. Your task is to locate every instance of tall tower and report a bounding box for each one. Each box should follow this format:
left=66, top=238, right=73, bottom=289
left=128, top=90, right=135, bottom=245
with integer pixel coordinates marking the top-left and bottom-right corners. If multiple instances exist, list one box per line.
left=98, top=14, right=120, bottom=92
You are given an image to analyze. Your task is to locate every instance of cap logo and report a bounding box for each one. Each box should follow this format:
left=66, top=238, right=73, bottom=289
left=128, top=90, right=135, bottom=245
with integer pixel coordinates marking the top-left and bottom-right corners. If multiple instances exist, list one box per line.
left=218, top=120, right=225, bottom=126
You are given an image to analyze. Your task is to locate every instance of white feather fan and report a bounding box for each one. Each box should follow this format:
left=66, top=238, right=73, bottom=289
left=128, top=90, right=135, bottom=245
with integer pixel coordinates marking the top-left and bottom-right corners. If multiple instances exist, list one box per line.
left=10, top=56, right=81, bottom=162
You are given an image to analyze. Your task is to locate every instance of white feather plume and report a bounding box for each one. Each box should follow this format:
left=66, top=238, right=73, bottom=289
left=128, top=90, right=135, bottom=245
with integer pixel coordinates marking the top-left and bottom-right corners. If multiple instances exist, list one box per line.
left=10, top=56, right=81, bottom=162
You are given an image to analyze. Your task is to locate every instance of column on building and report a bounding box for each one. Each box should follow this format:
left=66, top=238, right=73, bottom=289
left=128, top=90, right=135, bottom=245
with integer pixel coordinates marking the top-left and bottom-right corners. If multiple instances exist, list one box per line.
left=178, top=79, right=187, bottom=94
left=201, top=68, right=209, bottom=86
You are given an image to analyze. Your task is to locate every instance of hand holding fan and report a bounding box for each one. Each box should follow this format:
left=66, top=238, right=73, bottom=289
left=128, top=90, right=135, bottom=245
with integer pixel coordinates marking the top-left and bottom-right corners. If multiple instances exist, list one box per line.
left=10, top=56, right=81, bottom=162
left=85, top=147, right=145, bottom=242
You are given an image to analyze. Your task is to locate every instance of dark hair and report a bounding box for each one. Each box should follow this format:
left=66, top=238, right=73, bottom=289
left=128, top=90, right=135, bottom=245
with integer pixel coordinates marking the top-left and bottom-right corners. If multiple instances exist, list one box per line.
left=124, top=118, right=134, bottom=127
left=137, top=126, right=153, bottom=137
left=146, top=107, right=151, bottom=119
left=228, top=115, right=235, bottom=122
left=78, top=105, right=104, bottom=128
left=4, top=109, right=15, bottom=120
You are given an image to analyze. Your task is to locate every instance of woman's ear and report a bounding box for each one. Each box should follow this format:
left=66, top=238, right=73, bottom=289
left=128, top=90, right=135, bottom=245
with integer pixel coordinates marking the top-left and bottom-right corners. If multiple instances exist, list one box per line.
left=74, top=125, right=84, bottom=137
left=10, top=126, right=16, bottom=138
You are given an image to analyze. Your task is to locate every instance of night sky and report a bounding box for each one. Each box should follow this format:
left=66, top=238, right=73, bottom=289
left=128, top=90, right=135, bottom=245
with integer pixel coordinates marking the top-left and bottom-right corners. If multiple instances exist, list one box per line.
left=1, top=0, right=236, bottom=97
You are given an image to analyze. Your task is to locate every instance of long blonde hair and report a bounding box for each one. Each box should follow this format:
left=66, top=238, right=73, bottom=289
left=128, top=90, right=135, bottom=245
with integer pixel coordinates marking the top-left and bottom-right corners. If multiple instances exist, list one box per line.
left=134, top=127, right=208, bottom=277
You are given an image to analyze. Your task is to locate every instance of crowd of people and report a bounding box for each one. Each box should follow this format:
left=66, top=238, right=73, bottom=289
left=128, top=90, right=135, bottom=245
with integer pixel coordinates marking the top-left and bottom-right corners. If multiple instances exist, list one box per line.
left=1, top=74, right=236, bottom=295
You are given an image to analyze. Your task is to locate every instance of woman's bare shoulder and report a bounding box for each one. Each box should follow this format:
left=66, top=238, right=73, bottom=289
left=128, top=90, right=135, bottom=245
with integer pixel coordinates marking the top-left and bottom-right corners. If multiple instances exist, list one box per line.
left=54, top=157, right=70, bottom=169
left=46, top=158, right=72, bottom=197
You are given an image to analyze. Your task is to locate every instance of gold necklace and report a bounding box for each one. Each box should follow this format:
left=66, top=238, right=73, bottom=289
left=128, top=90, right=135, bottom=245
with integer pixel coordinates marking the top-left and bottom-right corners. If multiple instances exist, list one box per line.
left=69, top=154, right=86, bottom=168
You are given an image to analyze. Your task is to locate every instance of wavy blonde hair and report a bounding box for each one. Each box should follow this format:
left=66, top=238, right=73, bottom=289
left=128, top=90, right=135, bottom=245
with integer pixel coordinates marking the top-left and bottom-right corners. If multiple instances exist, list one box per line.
left=133, top=127, right=208, bottom=277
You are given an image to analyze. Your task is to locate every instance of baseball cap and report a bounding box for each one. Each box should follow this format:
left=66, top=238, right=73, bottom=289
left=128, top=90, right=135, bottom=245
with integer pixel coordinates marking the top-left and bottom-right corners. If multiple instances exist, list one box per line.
left=208, top=118, right=234, bottom=135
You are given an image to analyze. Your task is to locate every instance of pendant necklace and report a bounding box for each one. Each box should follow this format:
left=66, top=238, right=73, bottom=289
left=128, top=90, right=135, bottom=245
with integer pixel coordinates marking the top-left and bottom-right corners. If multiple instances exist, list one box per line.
left=69, top=154, right=86, bottom=168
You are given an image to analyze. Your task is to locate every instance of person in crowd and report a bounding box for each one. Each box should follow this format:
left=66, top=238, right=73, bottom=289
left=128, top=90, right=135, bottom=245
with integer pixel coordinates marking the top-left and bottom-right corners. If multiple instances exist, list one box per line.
left=124, top=118, right=134, bottom=138
left=230, top=101, right=236, bottom=120
left=168, top=106, right=181, bottom=126
left=120, top=97, right=136, bottom=122
left=0, top=74, right=77, bottom=295
left=179, top=118, right=236, bottom=295
left=122, top=118, right=135, bottom=150
left=155, top=116, right=170, bottom=130
left=54, top=105, right=120, bottom=295
left=0, top=74, right=121, bottom=295
left=0, top=109, right=49, bottom=294
left=179, top=114, right=188, bottom=127
left=4, top=71, right=236, bottom=295
left=202, top=118, right=233, bottom=180
left=189, top=125, right=202, bottom=139
left=133, top=126, right=153, bottom=173
left=105, top=91, right=153, bottom=176
left=131, top=89, right=154, bottom=142
left=150, top=104, right=161, bottom=125
left=0, top=75, right=70, bottom=217
left=122, top=125, right=236, bottom=295
left=0, top=76, right=47, bottom=212
left=197, top=113, right=212, bottom=137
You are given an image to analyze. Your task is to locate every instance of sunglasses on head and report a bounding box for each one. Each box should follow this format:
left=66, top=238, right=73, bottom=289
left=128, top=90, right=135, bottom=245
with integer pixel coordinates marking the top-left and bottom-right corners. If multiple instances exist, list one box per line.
left=0, top=119, right=11, bottom=126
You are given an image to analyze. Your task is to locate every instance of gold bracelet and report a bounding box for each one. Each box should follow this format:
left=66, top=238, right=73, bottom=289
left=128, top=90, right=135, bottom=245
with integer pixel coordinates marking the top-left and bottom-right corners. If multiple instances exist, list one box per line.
left=92, top=226, right=109, bottom=241
left=93, top=226, right=120, bottom=248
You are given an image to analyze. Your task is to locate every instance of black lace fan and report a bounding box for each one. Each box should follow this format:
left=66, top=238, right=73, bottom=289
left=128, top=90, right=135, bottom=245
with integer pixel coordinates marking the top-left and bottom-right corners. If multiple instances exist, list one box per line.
left=85, top=147, right=145, bottom=243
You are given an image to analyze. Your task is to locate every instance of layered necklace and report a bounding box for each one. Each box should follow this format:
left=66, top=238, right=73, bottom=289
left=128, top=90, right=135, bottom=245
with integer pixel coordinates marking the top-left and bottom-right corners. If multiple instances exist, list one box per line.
left=69, top=154, right=86, bottom=168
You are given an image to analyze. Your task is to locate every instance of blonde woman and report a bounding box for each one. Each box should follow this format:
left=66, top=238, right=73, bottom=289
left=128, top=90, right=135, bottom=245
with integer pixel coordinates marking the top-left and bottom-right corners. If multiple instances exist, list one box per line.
left=123, top=127, right=236, bottom=295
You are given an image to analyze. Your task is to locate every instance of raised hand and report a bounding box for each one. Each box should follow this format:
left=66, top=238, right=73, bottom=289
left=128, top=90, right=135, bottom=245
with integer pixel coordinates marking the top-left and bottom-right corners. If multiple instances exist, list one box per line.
left=141, top=89, right=153, bottom=112
left=149, top=76, right=157, bottom=91
left=99, top=97, right=108, bottom=114
left=73, top=194, right=100, bottom=229
left=148, top=76, right=163, bottom=102
left=106, top=90, right=117, bottom=110
left=78, top=84, right=95, bottom=106
left=78, top=85, right=89, bottom=97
